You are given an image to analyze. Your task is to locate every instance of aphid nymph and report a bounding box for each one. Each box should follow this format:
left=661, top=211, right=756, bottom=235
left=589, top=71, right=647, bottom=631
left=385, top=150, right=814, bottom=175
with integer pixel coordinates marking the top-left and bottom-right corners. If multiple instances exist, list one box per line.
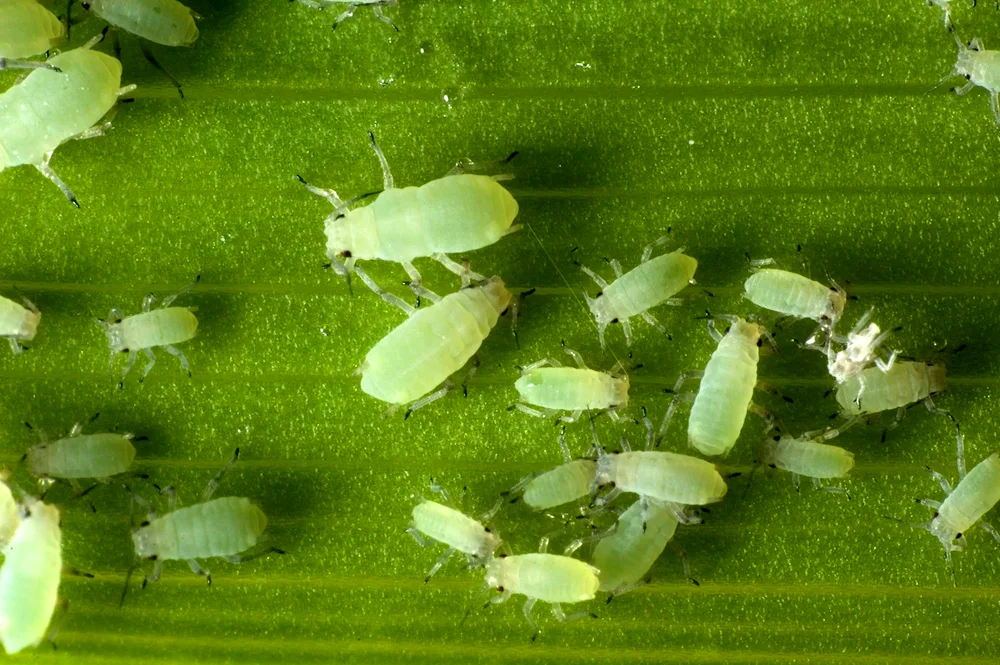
left=0, top=292, right=40, bottom=354
left=503, top=426, right=597, bottom=512
left=0, top=0, right=66, bottom=71
left=944, top=36, right=1000, bottom=126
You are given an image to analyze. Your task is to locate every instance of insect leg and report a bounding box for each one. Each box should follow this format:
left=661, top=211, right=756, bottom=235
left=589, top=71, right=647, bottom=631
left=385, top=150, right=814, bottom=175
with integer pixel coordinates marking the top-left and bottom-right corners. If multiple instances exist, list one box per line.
left=142, top=294, right=157, bottom=313
left=746, top=256, right=776, bottom=268
left=523, top=597, right=540, bottom=641
left=640, top=236, right=676, bottom=263
left=925, top=466, right=953, bottom=495
left=423, top=547, right=456, bottom=583
left=954, top=422, right=967, bottom=479
left=520, top=357, right=562, bottom=372
left=139, top=348, right=157, bottom=382
left=139, top=40, right=184, bottom=99
left=223, top=547, right=285, bottom=564
left=432, top=253, right=486, bottom=283
left=6, top=337, right=23, bottom=354
left=559, top=410, right=584, bottom=423
left=0, top=59, right=61, bottom=72
left=332, top=4, right=360, bottom=30
left=295, top=175, right=347, bottom=211
left=354, top=266, right=415, bottom=314
left=922, top=397, right=952, bottom=421
left=119, top=350, right=139, bottom=386
left=164, top=345, right=192, bottom=377
left=371, top=4, right=398, bottom=31
left=551, top=602, right=596, bottom=624
left=990, top=92, right=1000, bottom=126
left=560, top=341, right=587, bottom=368
left=978, top=521, right=1000, bottom=544
left=951, top=80, right=976, bottom=96
left=667, top=541, right=699, bottom=585
left=813, top=478, right=851, bottom=500
left=142, top=559, right=163, bottom=587
left=461, top=356, right=480, bottom=397
left=366, top=131, right=394, bottom=188
left=203, top=448, right=241, bottom=500
left=34, top=158, right=79, bottom=208
left=162, top=275, right=201, bottom=307
left=621, top=317, right=633, bottom=346
left=916, top=498, right=942, bottom=510
left=577, top=263, right=610, bottom=290
left=791, top=473, right=801, bottom=492
left=156, top=484, right=179, bottom=511
left=405, top=380, right=454, bottom=419
left=640, top=311, right=672, bottom=340
left=46, top=597, right=71, bottom=649
left=187, top=558, right=212, bottom=586
left=511, top=404, right=559, bottom=419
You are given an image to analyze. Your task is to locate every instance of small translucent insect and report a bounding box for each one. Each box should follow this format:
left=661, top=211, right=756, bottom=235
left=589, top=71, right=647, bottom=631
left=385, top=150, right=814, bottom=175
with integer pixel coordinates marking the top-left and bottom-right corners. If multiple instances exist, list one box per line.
left=292, top=0, right=398, bottom=31
left=25, top=415, right=139, bottom=488
left=590, top=417, right=727, bottom=515
left=298, top=132, right=519, bottom=295
left=407, top=481, right=501, bottom=582
left=836, top=361, right=949, bottom=426
left=0, top=32, right=136, bottom=206
left=355, top=268, right=513, bottom=416
left=513, top=342, right=629, bottom=422
left=0, top=0, right=66, bottom=71
left=0, top=292, right=40, bottom=354
left=0, top=496, right=61, bottom=654
left=484, top=536, right=599, bottom=641
left=0, top=474, right=19, bottom=548
left=743, top=265, right=846, bottom=331
left=78, top=0, right=200, bottom=97
left=576, top=236, right=697, bottom=348
left=942, top=36, right=1000, bottom=126
left=503, top=426, right=597, bottom=511
left=659, top=314, right=774, bottom=456
left=758, top=420, right=857, bottom=496
left=95, top=275, right=200, bottom=385
left=900, top=423, right=1000, bottom=581
left=125, top=448, right=282, bottom=593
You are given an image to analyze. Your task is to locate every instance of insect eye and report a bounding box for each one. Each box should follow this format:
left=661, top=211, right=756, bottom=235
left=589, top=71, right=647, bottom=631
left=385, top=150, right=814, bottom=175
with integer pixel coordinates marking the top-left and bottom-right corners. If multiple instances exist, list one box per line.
left=756, top=339, right=763, bottom=347
left=121, top=349, right=130, bottom=353
left=341, top=251, right=352, bottom=258
left=768, top=464, right=777, bottom=469
left=773, top=436, right=780, bottom=441
left=956, top=532, right=963, bottom=538
left=81, top=1, right=90, bottom=7
left=498, top=553, right=508, bottom=559
left=596, top=291, right=603, bottom=297
left=149, top=555, right=158, bottom=561
left=932, top=512, right=939, bottom=519
left=497, top=586, right=504, bottom=591
left=610, top=318, right=619, bottom=324
left=484, top=527, right=492, bottom=533
left=140, top=520, right=150, bottom=527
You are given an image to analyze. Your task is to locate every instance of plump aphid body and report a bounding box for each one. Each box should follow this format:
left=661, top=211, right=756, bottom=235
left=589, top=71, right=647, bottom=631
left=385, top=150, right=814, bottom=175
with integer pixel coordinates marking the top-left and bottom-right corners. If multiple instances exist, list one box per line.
left=762, top=436, right=854, bottom=480
left=0, top=295, right=40, bottom=354
left=0, top=497, right=61, bottom=655
left=514, top=345, right=628, bottom=422
left=837, top=361, right=946, bottom=416
left=591, top=499, right=679, bottom=593
left=133, top=496, right=266, bottom=561
left=578, top=238, right=697, bottom=347
left=688, top=318, right=763, bottom=456
left=28, top=433, right=136, bottom=480
left=359, top=276, right=511, bottom=411
left=0, top=480, right=19, bottom=548
left=595, top=450, right=727, bottom=506
left=948, top=37, right=1000, bottom=126
left=522, top=460, right=597, bottom=511
left=97, top=276, right=199, bottom=384
left=744, top=269, right=845, bottom=327
left=0, top=38, right=133, bottom=205
left=85, top=0, right=200, bottom=46
left=303, top=133, right=518, bottom=291
left=0, top=0, right=65, bottom=63
left=410, top=500, right=499, bottom=561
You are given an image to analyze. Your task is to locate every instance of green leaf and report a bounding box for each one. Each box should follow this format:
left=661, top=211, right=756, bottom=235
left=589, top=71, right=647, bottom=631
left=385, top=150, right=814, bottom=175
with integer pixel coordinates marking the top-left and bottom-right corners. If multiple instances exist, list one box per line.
left=2, top=0, right=1000, bottom=662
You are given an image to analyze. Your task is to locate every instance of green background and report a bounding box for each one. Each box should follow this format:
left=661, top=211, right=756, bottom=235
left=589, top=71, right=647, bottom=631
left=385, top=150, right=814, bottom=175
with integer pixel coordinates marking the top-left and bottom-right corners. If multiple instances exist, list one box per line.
left=2, top=0, right=1000, bottom=662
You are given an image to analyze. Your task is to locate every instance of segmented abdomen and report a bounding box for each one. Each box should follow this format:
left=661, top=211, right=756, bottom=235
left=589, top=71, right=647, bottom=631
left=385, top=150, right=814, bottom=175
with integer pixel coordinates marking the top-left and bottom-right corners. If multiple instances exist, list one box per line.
left=146, top=497, right=266, bottom=560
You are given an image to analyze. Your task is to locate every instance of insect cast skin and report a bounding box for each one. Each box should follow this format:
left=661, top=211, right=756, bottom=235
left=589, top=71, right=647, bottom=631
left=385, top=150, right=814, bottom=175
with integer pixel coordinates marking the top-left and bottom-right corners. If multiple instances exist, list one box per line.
left=299, top=132, right=518, bottom=296
left=0, top=0, right=66, bottom=70
left=292, top=0, right=399, bottom=31
left=836, top=361, right=949, bottom=429
left=576, top=236, right=697, bottom=348
left=0, top=31, right=136, bottom=206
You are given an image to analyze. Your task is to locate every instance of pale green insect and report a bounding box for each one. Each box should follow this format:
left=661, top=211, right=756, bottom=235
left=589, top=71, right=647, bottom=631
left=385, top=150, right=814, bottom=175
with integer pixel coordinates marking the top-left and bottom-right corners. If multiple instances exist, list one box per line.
left=513, top=343, right=629, bottom=422
left=759, top=420, right=856, bottom=496
left=743, top=267, right=846, bottom=329
left=0, top=475, right=19, bottom=548
left=0, top=293, right=40, bottom=354
left=504, top=426, right=597, bottom=511
left=576, top=236, right=697, bottom=348
left=95, top=275, right=200, bottom=385
left=906, top=424, right=1000, bottom=581
left=584, top=499, right=695, bottom=597
left=0, top=497, right=61, bottom=655
left=836, top=361, right=948, bottom=423
left=407, top=481, right=501, bottom=582
left=0, top=0, right=66, bottom=71
left=79, top=0, right=200, bottom=97
left=126, top=449, right=282, bottom=591
left=299, top=132, right=519, bottom=296
left=484, top=536, right=599, bottom=641
left=293, top=0, right=398, bottom=31
left=943, top=36, right=1000, bottom=126
left=659, top=315, right=773, bottom=457
left=356, top=268, right=512, bottom=417
left=0, top=32, right=136, bottom=206
left=25, top=416, right=138, bottom=483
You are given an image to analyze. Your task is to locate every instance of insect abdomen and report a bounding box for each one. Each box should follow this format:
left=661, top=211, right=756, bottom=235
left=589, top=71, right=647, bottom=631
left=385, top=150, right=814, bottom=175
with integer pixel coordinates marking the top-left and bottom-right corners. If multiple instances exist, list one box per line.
left=0, top=297, right=37, bottom=339
left=515, top=368, right=616, bottom=411
left=615, top=451, right=726, bottom=505
left=744, top=270, right=833, bottom=321
left=150, top=497, right=266, bottom=560
left=0, top=0, right=65, bottom=59
left=411, top=501, right=488, bottom=555
left=29, top=434, right=136, bottom=479
left=939, top=453, right=1000, bottom=534
left=89, top=0, right=199, bottom=46
left=504, top=553, right=599, bottom=603
left=837, top=361, right=944, bottom=415
left=592, top=499, right=678, bottom=592
left=773, top=439, right=854, bottom=479
left=689, top=336, right=758, bottom=456
left=121, top=307, right=198, bottom=350
left=602, top=252, right=697, bottom=320
left=523, top=460, right=597, bottom=510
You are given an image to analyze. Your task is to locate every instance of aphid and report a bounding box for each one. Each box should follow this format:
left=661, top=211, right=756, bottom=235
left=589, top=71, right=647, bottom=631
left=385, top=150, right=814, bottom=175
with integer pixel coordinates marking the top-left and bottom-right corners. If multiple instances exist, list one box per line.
left=0, top=32, right=136, bottom=206
left=25, top=415, right=139, bottom=487
left=743, top=265, right=846, bottom=331
left=126, top=448, right=282, bottom=592
left=0, top=496, right=61, bottom=654
left=0, top=292, right=40, bottom=354
left=590, top=417, right=727, bottom=515
left=809, top=307, right=900, bottom=404
left=298, top=132, right=519, bottom=294
left=903, top=423, right=1000, bottom=581
left=0, top=474, right=19, bottom=548
left=658, top=314, right=774, bottom=456
left=582, top=498, right=695, bottom=598
left=407, top=481, right=501, bottom=582
left=355, top=268, right=512, bottom=417
left=78, top=0, right=200, bottom=97
left=292, top=0, right=398, bottom=31
left=484, top=536, right=598, bottom=641
left=758, top=420, right=857, bottom=496
left=513, top=342, right=629, bottom=422
left=836, top=361, right=949, bottom=424
left=503, top=426, right=597, bottom=511
left=95, top=275, right=200, bottom=385
left=0, top=0, right=66, bottom=71
left=944, top=36, right=1000, bottom=126
left=575, top=236, right=697, bottom=348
